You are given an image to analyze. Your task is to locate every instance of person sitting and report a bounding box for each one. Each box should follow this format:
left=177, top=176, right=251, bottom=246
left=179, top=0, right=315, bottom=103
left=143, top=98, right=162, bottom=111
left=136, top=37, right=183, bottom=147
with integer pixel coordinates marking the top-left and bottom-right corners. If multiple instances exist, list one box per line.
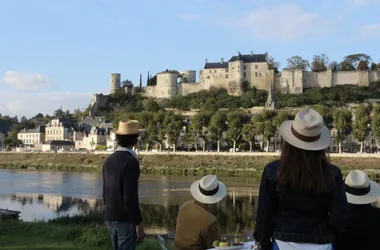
left=334, top=170, right=380, bottom=250
left=175, top=175, right=227, bottom=250
left=253, top=108, right=349, bottom=250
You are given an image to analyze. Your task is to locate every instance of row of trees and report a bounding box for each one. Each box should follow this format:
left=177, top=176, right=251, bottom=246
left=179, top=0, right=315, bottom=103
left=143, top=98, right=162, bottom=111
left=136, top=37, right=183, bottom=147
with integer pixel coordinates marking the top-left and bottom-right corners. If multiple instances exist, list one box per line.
left=286, top=53, right=380, bottom=72
left=114, top=104, right=380, bottom=153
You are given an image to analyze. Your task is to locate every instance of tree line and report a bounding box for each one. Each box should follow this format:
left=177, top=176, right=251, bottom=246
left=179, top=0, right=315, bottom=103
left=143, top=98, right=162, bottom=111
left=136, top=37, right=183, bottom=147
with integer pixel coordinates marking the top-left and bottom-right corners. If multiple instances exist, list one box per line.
left=285, top=53, right=380, bottom=72
left=114, top=104, right=380, bottom=154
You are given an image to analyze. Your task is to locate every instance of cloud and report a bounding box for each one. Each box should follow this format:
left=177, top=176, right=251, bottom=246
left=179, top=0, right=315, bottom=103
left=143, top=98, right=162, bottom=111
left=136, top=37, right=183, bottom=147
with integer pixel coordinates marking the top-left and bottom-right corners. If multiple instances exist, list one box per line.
left=231, top=4, right=330, bottom=41
left=179, top=13, right=200, bottom=21
left=357, top=23, right=380, bottom=40
left=352, top=0, right=380, bottom=5
left=1, top=71, right=55, bottom=91
left=0, top=91, right=92, bottom=118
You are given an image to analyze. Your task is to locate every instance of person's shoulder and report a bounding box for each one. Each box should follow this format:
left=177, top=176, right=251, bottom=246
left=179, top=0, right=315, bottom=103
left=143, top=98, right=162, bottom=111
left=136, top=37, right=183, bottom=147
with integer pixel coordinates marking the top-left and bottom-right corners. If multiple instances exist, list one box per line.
left=329, top=163, right=343, bottom=176
left=263, top=160, right=279, bottom=179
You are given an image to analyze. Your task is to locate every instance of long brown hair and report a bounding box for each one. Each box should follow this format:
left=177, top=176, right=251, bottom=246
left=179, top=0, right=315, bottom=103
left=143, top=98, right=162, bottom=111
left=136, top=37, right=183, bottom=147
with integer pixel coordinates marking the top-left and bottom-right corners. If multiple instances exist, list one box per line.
left=277, top=141, right=334, bottom=194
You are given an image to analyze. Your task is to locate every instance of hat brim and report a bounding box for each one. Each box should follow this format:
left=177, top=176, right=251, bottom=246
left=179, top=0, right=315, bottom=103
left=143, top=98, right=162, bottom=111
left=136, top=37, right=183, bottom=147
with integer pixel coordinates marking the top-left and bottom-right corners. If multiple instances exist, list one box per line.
left=346, top=180, right=380, bottom=205
left=279, top=121, right=331, bottom=151
left=111, top=129, right=146, bottom=135
left=190, top=180, right=227, bottom=204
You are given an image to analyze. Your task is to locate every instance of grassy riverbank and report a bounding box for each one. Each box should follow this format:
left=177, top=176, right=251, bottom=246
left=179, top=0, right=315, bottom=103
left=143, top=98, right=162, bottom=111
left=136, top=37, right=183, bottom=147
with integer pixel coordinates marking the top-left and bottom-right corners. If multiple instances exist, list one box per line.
left=0, top=215, right=173, bottom=250
left=0, top=152, right=380, bottom=177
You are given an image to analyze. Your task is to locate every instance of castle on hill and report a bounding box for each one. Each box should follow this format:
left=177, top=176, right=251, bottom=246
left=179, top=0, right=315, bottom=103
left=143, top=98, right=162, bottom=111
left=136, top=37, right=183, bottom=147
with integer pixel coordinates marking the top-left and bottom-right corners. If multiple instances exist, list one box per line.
left=89, top=51, right=380, bottom=115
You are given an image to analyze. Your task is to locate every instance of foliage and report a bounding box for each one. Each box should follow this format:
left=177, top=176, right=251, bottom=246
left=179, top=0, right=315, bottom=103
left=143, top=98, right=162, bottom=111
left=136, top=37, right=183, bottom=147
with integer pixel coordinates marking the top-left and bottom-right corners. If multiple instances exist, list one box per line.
left=162, top=112, right=184, bottom=150
left=311, top=54, right=329, bottom=72
left=343, top=53, right=371, bottom=70
left=352, top=105, right=371, bottom=152
left=372, top=106, right=380, bottom=143
left=333, top=109, right=352, bottom=153
left=338, top=60, right=355, bottom=71
left=227, top=112, right=246, bottom=151
left=95, top=145, right=108, bottom=151
left=252, top=111, right=277, bottom=152
left=242, top=123, right=257, bottom=152
left=209, top=111, right=227, bottom=152
left=286, top=56, right=310, bottom=70
left=329, top=61, right=338, bottom=71
left=121, top=79, right=133, bottom=87
left=370, top=62, right=378, bottom=71
left=268, top=56, right=280, bottom=74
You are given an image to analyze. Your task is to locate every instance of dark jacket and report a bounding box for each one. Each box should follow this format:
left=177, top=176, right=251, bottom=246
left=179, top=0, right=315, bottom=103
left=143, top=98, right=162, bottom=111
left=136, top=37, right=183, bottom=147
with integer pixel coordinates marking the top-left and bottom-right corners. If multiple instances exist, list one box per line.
left=175, top=200, right=221, bottom=250
left=335, top=204, right=380, bottom=250
left=102, top=150, right=142, bottom=225
left=253, top=160, right=349, bottom=250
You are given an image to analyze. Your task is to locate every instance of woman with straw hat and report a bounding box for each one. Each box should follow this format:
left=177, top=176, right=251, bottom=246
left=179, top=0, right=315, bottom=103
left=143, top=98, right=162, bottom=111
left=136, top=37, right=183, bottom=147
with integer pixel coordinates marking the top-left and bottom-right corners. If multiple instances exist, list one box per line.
left=253, top=108, right=350, bottom=250
left=335, top=170, right=380, bottom=250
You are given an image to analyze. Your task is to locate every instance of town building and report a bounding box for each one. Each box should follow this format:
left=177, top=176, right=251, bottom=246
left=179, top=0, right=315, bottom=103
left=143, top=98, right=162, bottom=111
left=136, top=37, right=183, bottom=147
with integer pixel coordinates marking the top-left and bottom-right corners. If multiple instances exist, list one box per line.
left=45, top=118, right=76, bottom=141
left=17, top=126, right=46, bottom=146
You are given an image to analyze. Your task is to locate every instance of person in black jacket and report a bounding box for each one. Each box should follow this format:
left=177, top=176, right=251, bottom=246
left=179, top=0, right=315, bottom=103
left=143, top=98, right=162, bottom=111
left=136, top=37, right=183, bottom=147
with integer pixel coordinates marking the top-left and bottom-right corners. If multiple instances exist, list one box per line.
left=102, top=120, right=145, bottom=250
left=253, top=108, right=349, bottom=250
left=334, top=170, right=380, bottom=250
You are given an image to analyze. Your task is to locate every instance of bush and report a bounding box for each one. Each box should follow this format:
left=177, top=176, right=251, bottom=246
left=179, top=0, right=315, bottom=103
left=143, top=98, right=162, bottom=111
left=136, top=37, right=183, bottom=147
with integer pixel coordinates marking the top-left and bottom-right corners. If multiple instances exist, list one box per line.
left=95, top=145, right=108, bottom=151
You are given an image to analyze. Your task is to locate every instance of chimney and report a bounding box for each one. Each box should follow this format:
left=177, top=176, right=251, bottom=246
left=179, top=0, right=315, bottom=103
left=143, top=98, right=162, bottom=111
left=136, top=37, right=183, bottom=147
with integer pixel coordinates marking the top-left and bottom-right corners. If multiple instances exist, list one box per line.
left=205, top=59, right=208, bottom=64
left=251, top=50, right=253, bottom=56
left=221, top=58, right=224, bottom=64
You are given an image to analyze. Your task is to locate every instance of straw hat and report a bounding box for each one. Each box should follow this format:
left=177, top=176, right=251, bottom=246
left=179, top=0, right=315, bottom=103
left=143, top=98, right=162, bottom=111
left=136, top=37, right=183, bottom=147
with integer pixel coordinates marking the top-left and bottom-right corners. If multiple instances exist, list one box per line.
left=279, top=108, right=331, bottom=151
left=345, top=170, right=380, bottom=205
left=190, top=175, right=227, bottom=204
left=112, top=120, right=145, bottom=135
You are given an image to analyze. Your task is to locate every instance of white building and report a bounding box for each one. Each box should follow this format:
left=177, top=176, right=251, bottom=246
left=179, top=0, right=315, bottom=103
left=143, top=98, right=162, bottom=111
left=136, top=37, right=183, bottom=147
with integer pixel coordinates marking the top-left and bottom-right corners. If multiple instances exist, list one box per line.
left=45, top=118, right=75, bottom=141
left=17, top=126, right=46, bottom=146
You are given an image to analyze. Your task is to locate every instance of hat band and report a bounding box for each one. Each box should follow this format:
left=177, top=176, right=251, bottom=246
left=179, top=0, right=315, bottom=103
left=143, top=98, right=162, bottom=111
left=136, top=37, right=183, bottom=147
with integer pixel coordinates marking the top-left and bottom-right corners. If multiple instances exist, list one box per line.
left=199, top=184, right=219, bottom=196
left=345, top=184, right=370, bottom=196
left=291, top=125, right=321, bottom=143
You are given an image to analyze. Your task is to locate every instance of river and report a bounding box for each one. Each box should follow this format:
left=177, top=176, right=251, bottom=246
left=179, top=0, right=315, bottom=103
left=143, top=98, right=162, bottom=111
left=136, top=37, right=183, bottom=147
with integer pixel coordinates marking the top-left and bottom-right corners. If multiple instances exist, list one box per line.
left=0, top=169, right=261, bottom=235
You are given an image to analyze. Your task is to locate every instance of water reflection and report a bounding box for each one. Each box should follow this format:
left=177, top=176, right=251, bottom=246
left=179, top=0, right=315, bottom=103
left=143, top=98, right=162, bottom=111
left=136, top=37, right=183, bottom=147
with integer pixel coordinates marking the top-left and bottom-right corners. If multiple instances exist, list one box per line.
left=0, top=193, right=258, bottom=235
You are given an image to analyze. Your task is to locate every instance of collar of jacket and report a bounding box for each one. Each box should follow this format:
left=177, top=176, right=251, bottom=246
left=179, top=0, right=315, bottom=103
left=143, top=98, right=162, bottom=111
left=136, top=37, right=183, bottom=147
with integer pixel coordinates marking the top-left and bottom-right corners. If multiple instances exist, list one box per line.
left=116, top=147, right=137, bottom=158
left=194, top=200, right=211, bottom=213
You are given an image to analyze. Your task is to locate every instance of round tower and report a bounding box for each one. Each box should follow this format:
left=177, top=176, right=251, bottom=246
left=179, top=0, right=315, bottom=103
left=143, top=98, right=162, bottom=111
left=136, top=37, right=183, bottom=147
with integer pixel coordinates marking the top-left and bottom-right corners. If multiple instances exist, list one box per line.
left=156, top=71, right=178, bottom=98
left=110, top=73, right=121, bottom=94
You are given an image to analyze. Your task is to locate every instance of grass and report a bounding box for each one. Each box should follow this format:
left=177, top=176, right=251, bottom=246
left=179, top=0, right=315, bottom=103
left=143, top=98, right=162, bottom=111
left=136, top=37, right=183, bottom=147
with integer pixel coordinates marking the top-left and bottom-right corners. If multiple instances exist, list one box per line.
left=0, top=152, right=380, bottom=177
left=0, top=215, right=173, bottom=250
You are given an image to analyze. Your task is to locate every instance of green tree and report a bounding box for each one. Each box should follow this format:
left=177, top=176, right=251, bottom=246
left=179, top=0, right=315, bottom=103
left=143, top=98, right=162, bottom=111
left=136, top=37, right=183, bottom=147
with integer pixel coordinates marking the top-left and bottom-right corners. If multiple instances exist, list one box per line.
left=268, top=56, right=280, bottom=74
left=144, top=99, right=161, bottom=112
left=54, top=108, right=65, bottom=118
left=357, top=60, right=369, bottom=71
left=163, top=113, right=183, bottom=152
left=372, top=106, right=380, bottom=148
left=315, top=105, right=333, bottom=128
left=333, top=109, right=352, bottom=153
left=227, top=112, right=244, bottom=152
left=121, top=79, right=133, bottom=87
left=182, top=125, right=194, bottom=152
left=190, top=113, right=210, bottom=152
left=311, top=54, right=329, bottom=72
left=272, top=112, right=291, bottom=151
left=370, top=62, right=378, bottom=71
left=286, top=56, right=310, bottom=70
left=329, top=61, right=338, bottom=71
left=208, top=111, right=227, bottom=152
left=352, top=105, right=370, bottom=153
left=338, top=61, right=355, bottom=71
left=242, top=123, right=257, bottom=152
left=343, top=53, right=371, bottom=70
left=252, top=111, right=276, bottom=152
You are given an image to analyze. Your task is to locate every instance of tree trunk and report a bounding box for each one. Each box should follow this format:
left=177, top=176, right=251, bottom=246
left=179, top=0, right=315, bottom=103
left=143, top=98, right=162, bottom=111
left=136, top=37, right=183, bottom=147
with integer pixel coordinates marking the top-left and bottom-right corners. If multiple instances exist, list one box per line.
left=217, top=140, right=220, bottom=152
left=202, top=141, right=206, bottom=152
left=360, top=141, right=363, bottom=153
left=188, top=144, right=190, bottom=152
left=339, top=142, right=342, bottom=154
left=173, top=143, right=176, bottom=152
left=233, top=140, right=236, bottom=152
left=145, top=143, right=149, bottom=152
left=266, top=140, right=269, bottom=152
left=249, top=142, right=253, bottom=152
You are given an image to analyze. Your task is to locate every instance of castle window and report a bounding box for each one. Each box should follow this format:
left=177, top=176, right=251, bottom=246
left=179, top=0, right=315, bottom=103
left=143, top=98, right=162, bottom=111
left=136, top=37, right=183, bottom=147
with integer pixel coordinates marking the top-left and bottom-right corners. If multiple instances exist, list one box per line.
left=214, top=70, right=217, bottom=73
left=259, top=73, right=262, bottom=77
left=232, top=67, right=234, bottom=70
left=372, top=139, right=376, bottom=144
left=225, top=74, right=229, bottom=79
left=244, top=72, right=247, bottom=77
left=207, top=76, right=210, bottom=79
left=244, top=65, right=246, bottom=70
left=225, top=68, right=229, bottom=73
left=255, top=65, right=258, bottom=69
left=255, top=72, right=258, bottom=77
left=209, top=70, right=212, bottom=73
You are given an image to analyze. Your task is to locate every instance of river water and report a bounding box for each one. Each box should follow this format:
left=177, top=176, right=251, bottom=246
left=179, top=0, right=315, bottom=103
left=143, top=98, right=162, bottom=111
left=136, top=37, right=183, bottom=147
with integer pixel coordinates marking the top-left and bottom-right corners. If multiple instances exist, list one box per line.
left=0, top=169, right=260, bottom=235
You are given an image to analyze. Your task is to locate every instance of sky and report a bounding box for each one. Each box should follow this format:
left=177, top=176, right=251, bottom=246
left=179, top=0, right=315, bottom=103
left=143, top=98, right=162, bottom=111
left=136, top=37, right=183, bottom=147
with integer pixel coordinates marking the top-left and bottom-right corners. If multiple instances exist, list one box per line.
left=1, top=0, right=380, bottom=118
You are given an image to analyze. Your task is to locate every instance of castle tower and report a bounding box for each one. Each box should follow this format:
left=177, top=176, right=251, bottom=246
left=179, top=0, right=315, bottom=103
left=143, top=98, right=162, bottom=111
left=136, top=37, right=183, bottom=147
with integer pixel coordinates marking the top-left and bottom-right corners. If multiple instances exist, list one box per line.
left=110, top=73, right=121, bottom=94
left=236, top=52, right=244, bottom=87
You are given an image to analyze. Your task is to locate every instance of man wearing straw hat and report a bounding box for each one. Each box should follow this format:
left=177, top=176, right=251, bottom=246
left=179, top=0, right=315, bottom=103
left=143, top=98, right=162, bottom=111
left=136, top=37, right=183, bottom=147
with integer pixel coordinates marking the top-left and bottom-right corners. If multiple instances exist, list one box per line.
left=102, top=120, right=146, bottom=250
left=175, top=175, right=227, bottom=250
left=335, top=170, right=380, bottom=250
